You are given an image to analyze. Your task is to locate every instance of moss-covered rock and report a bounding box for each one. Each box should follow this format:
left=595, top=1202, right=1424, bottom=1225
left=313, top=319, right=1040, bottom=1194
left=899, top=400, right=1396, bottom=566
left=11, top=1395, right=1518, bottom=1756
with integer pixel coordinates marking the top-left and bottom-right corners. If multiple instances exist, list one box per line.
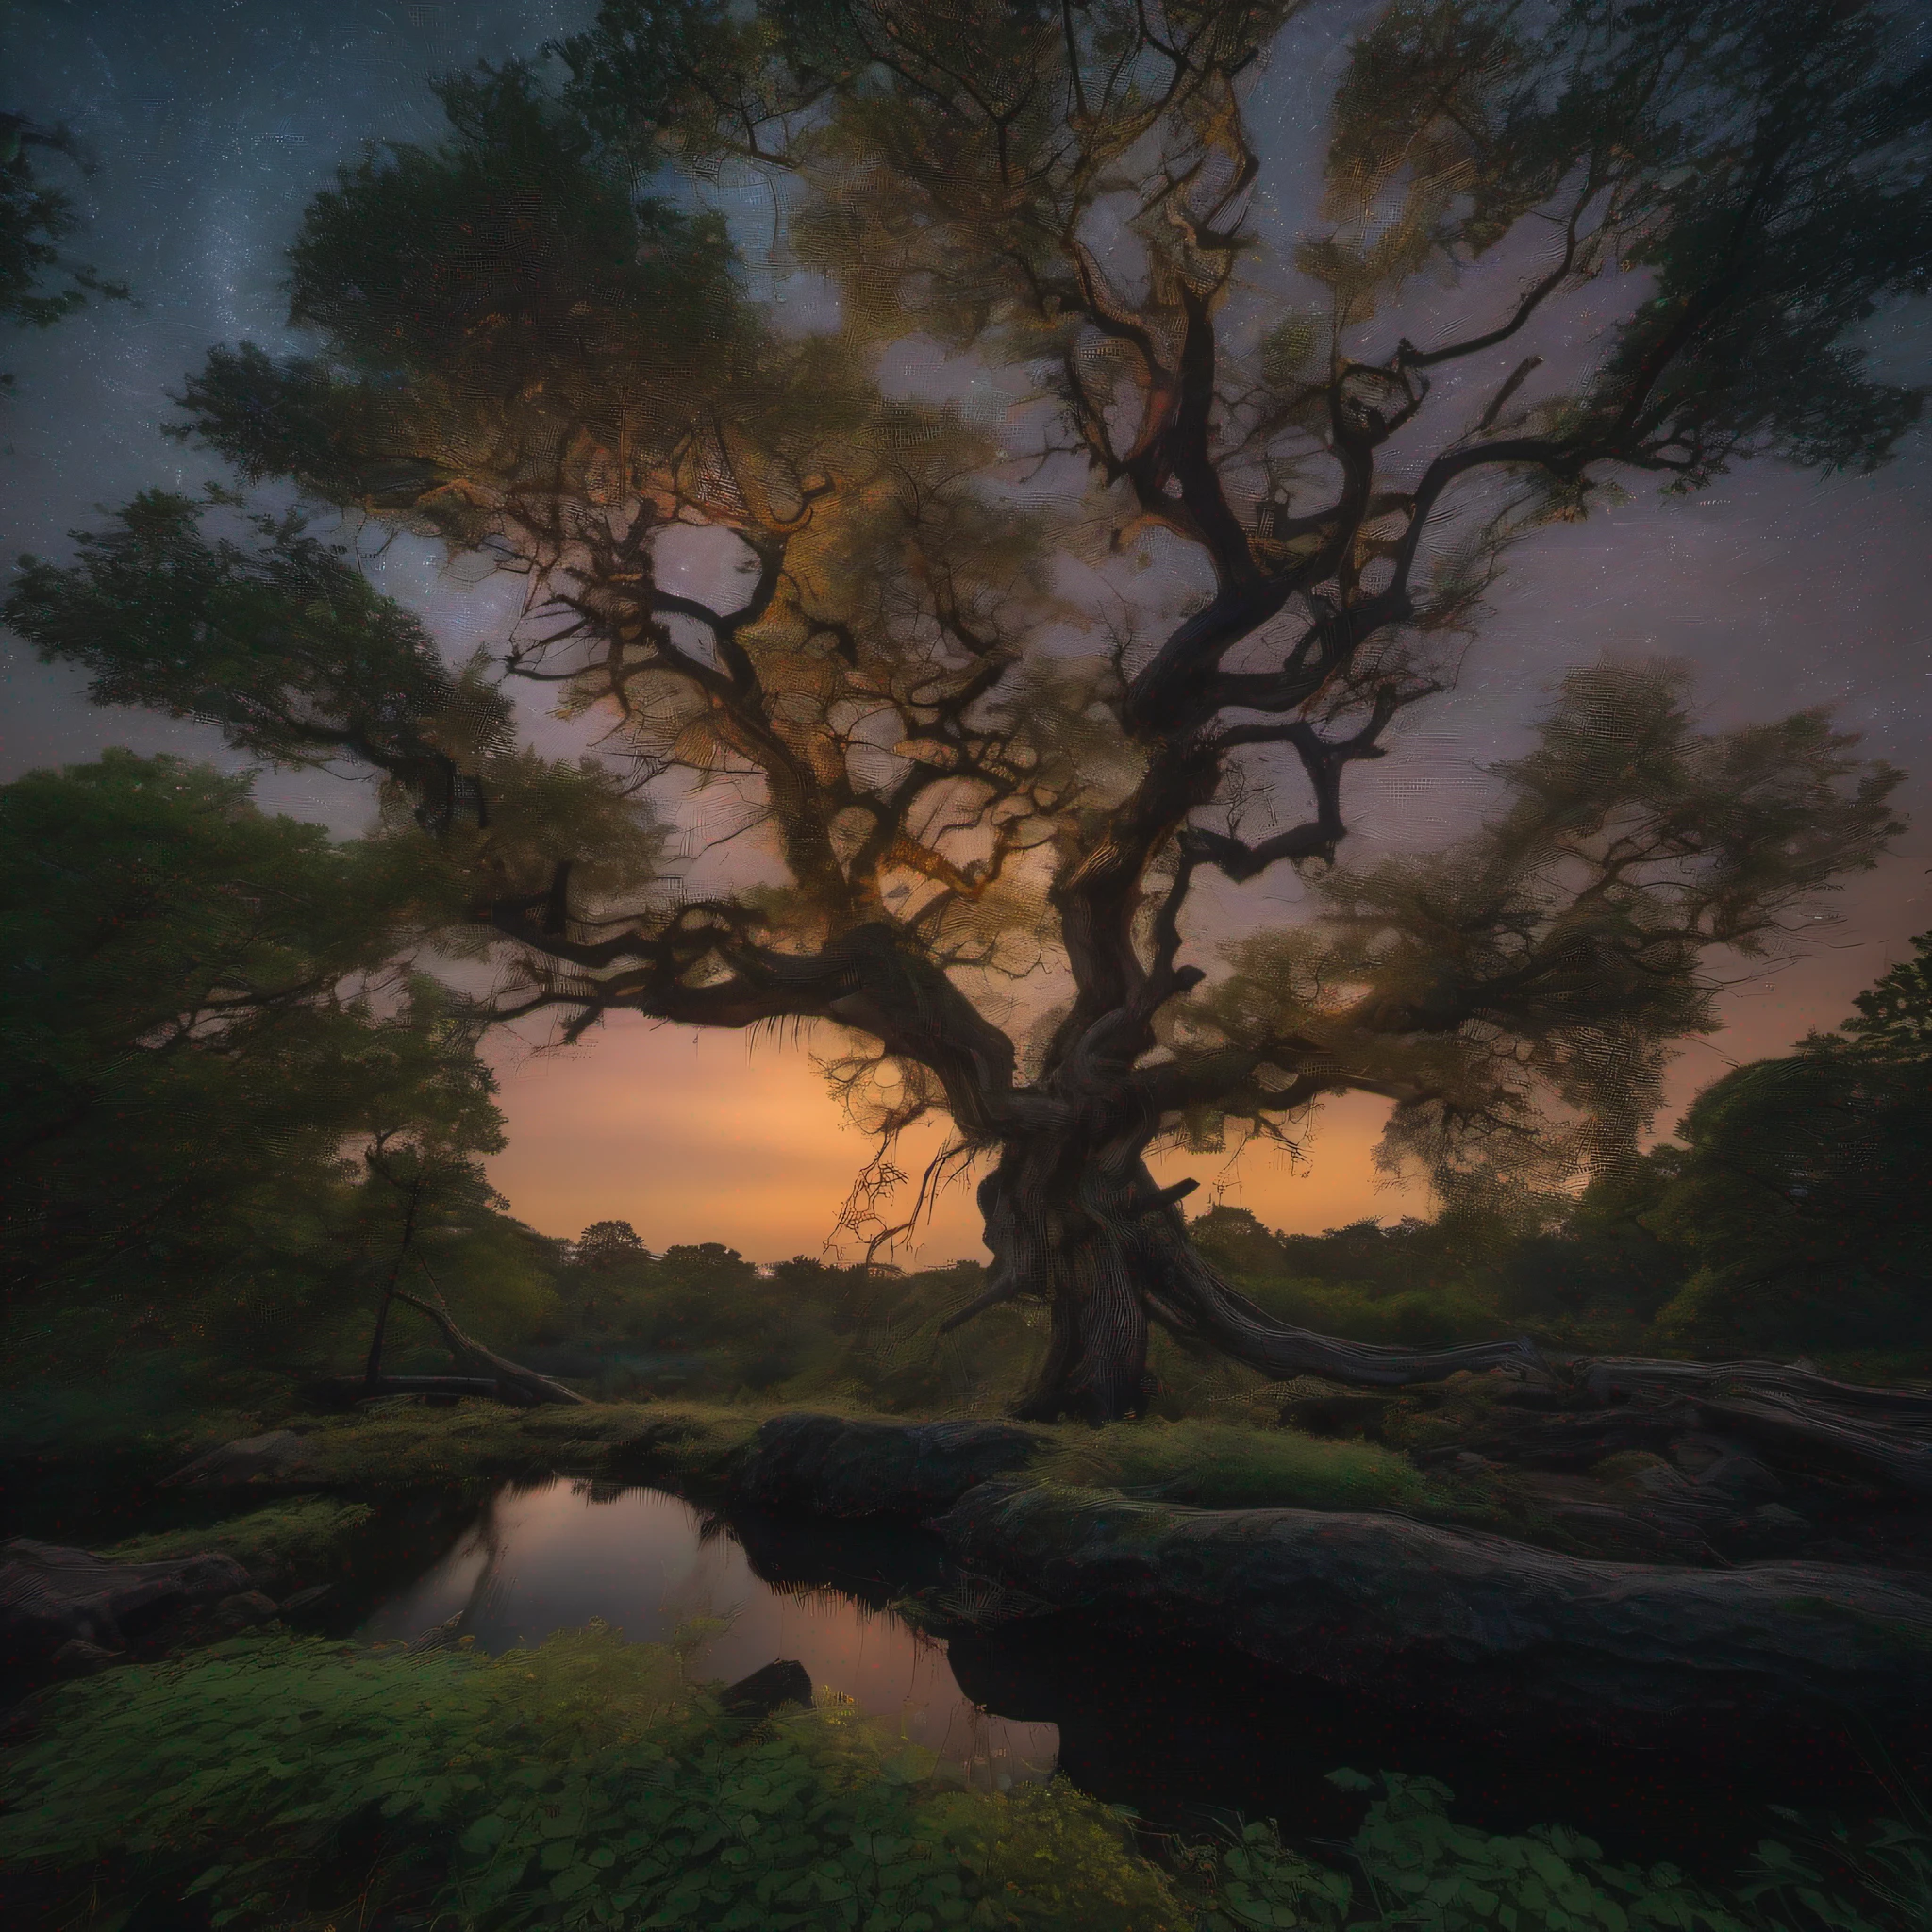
left=102, top=1497, right=375, bottom=1593
left=734, top=1412, right=1047, bottom=1516
left=927, top=1479, right=1932, bottom=1731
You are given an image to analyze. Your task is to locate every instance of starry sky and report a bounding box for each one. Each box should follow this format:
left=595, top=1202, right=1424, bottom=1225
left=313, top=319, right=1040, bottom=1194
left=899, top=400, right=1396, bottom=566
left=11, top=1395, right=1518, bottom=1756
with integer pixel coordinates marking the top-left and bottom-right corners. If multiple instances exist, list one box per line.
left=4, top=0, right=1929, bottom=1262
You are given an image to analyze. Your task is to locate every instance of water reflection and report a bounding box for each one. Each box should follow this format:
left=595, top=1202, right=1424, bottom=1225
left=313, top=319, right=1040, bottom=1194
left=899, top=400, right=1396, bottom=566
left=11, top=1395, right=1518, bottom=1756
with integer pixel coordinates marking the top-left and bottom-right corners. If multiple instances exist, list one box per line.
left=358, top=1476, right=1058, bottom=1790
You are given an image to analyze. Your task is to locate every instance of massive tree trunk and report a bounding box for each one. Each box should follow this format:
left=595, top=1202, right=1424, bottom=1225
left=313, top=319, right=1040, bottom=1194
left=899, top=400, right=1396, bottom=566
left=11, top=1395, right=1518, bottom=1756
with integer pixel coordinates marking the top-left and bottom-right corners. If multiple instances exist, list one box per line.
left=974, top=1142, right=1543, bottom=1424
left=970, top=1141, right=1932, bottom=1509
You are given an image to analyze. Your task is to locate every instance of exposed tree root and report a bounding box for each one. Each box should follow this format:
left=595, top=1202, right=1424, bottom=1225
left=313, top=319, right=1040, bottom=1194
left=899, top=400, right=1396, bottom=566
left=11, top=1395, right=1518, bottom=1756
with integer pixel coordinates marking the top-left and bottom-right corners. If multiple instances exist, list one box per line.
left=965, top=1194, right=1932, bottom=1510
left=1567, top=1359, right=1932, bottom=1495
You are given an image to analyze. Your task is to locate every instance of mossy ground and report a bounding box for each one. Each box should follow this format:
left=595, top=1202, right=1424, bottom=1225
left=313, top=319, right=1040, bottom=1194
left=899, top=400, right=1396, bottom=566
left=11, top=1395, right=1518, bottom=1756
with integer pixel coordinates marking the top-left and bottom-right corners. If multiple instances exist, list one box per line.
left=1030, top=1419, right=1438, bottom=1515
left=285, top=1397, right=770, bottom=1494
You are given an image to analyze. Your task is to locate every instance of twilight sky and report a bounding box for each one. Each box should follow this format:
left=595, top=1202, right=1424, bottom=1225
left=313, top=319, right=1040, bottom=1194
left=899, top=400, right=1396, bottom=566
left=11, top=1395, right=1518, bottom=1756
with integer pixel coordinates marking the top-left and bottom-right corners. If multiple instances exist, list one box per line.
left=5, top=0, right=1929, bottom=1262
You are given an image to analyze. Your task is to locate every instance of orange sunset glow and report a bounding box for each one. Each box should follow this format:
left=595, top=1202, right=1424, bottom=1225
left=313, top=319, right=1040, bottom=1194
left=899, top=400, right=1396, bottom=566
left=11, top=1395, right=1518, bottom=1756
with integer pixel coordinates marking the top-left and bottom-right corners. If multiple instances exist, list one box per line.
left=484, top=858, right=1928, bottom=1260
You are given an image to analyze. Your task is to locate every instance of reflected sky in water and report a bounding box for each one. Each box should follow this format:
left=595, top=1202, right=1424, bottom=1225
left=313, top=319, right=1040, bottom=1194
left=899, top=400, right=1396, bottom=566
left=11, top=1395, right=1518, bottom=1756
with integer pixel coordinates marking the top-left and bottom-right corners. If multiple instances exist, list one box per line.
left=358, top=1477, right=1058, bottom=1789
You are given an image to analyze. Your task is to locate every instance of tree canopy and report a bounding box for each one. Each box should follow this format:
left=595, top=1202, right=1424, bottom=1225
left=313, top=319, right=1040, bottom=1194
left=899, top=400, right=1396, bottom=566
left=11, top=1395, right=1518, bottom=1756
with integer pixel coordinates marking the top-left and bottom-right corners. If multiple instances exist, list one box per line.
left=0, top=109, right=127, bottom=389
left=0, top=752, right=548, bottom=1378
left=1646, top=932, right=1932, bottom=1353
left=7, top=0, right=1927, bottom=1416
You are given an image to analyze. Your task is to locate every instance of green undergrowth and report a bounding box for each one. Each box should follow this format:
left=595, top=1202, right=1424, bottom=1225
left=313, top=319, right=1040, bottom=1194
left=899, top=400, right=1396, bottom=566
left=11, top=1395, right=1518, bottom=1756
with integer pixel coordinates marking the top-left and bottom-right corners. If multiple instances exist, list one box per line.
left=103, top=1496, right=375, bottom=1588
left=2, top=1625, right=1924, bottom=1932
left=0, top=1623, right=1177, bottom=1931
left=1032, top=1420, right=1439, bottom=1516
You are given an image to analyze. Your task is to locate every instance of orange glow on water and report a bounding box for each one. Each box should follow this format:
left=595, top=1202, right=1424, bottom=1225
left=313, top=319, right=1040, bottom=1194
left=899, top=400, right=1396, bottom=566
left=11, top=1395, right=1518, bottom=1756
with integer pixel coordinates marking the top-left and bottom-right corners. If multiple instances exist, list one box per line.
left=360, top=1478, right=1058, bottom=1783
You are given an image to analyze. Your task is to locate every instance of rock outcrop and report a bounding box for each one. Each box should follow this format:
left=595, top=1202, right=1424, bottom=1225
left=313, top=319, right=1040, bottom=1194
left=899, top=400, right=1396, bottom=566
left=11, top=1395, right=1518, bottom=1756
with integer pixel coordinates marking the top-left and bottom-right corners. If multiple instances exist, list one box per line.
left=927, top=1480, right=1932, bottom=1731
left=733, top=1413, right=1046, bottom=1518
left=160, top=1428, right=320, bottom=1489
left=0, top=1538, right=254, bottom=1669
left=718, top=1658, right=814, bottom=1727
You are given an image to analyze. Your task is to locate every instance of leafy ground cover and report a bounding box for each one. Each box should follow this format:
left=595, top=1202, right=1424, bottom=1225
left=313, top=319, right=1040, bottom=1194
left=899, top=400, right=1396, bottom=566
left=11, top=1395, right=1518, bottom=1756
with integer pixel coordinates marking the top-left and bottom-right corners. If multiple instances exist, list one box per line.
left=1, top=1623, right=1923, bottom=1932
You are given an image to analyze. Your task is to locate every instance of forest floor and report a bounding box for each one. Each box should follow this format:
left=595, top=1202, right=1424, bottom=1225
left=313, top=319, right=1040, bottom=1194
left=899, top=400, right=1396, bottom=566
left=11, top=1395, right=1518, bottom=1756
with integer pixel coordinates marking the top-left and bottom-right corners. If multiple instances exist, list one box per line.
left=8, top=1386, right=1932, bottom=1927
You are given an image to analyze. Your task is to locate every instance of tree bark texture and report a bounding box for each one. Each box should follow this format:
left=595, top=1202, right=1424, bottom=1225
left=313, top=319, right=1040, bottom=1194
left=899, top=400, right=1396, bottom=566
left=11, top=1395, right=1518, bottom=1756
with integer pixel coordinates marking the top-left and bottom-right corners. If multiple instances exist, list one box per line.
left=389, top=1289, right=588, bottom=1406
left=967, top=1145, right=1932, bottom=1497
left=974, top=1146, right=1543, bottom=1424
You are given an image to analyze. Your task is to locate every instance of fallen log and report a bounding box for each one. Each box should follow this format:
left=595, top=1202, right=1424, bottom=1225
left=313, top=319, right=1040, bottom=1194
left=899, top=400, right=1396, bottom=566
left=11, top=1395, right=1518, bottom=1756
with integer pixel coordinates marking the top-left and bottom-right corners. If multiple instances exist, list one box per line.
left=311, top=1291, right=588, bottom=1408
left=1695, top=1391, right=1932, bottom=1495
left=389, top=1290, right=588, bottom=1406
left=299, top=1374, right=521, bottom=1407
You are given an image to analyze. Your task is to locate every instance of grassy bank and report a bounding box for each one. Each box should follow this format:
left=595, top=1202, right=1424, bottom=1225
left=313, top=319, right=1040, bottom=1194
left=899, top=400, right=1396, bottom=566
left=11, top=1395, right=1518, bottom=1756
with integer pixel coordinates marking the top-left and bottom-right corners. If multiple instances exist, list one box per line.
left=0, top=1393, right=1607, bottom=1575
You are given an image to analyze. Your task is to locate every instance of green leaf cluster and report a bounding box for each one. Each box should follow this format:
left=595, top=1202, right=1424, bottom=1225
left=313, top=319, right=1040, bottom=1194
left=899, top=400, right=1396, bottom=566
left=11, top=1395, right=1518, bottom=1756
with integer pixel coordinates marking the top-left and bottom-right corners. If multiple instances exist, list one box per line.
left=0, top=752, right=485, bottom=1314
left=1309, top=1770, right=1753, bottom=1932
left=0, top=110, right=129, bottom=389
left=1183, top=660, right=1901, bottom=1204
left=0, top=750, right=572, bottom=1400
left=1648, top=1048, right=1932, bottom=1355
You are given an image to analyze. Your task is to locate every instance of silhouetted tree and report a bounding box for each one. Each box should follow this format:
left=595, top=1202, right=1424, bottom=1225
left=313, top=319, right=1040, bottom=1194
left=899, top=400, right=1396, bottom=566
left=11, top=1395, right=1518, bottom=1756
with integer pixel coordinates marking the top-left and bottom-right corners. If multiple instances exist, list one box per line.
left=575, top=1220, right=651, bottom=1271
left=0, top=110, right=127, bottom=389
left=10, top=0, right=1926, bottom=1418
left=1650, top=939, right=1932, bottom=1354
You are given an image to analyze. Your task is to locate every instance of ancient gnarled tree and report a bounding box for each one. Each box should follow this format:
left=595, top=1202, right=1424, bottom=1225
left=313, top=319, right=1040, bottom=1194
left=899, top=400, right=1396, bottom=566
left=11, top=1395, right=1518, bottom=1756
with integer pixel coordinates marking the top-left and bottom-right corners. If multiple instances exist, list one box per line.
left=10, top=0, right=1927, bottom=1420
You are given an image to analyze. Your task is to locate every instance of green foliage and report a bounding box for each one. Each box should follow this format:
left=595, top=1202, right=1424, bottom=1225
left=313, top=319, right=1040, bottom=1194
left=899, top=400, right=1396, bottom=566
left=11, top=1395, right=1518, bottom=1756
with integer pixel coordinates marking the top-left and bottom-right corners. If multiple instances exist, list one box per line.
left=3, top=493, right=666, bottom=903
left=7, top=491, right=464, bottom=780
left=1186, top=883, right=1932, bottom=1368
left=290, top=1400, right=557, bottom=1493
left=541, top=1240, right=1052, bottom=1411
left=0, top=747, right=586, bottom=1395
left=103, top=1498, right=376, bottom=1585
left=1191, top=1208, right=1529, bottom=1352
left=575, top=1219, right=649, bottom=1270
left=1304, top=1770, right=1753, bottom=1932
left=4, top=1626, right=1921, bottom=1932
left=1192, top=1160, right=1696, bottom=1358
left=1649, top=1049, right=1932, bottom=1355
left=267, top=1398, right=769, bottom=1496
left=1185, top=662, right=1901, bottom=1201
left=1175, top=1769, right=1932, bottom=1932
left=1328, top=0, right=1929, bottom=487
left=1034, top=1420, right=1434, bottom=1515
left=1843, top=933, right=1932, bottom=1065
left=0, top=752, right=489, bottom=1324
left=168, top=58, right=869, bottom=557
left=0, top=1624, right=1182, bottom=1930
